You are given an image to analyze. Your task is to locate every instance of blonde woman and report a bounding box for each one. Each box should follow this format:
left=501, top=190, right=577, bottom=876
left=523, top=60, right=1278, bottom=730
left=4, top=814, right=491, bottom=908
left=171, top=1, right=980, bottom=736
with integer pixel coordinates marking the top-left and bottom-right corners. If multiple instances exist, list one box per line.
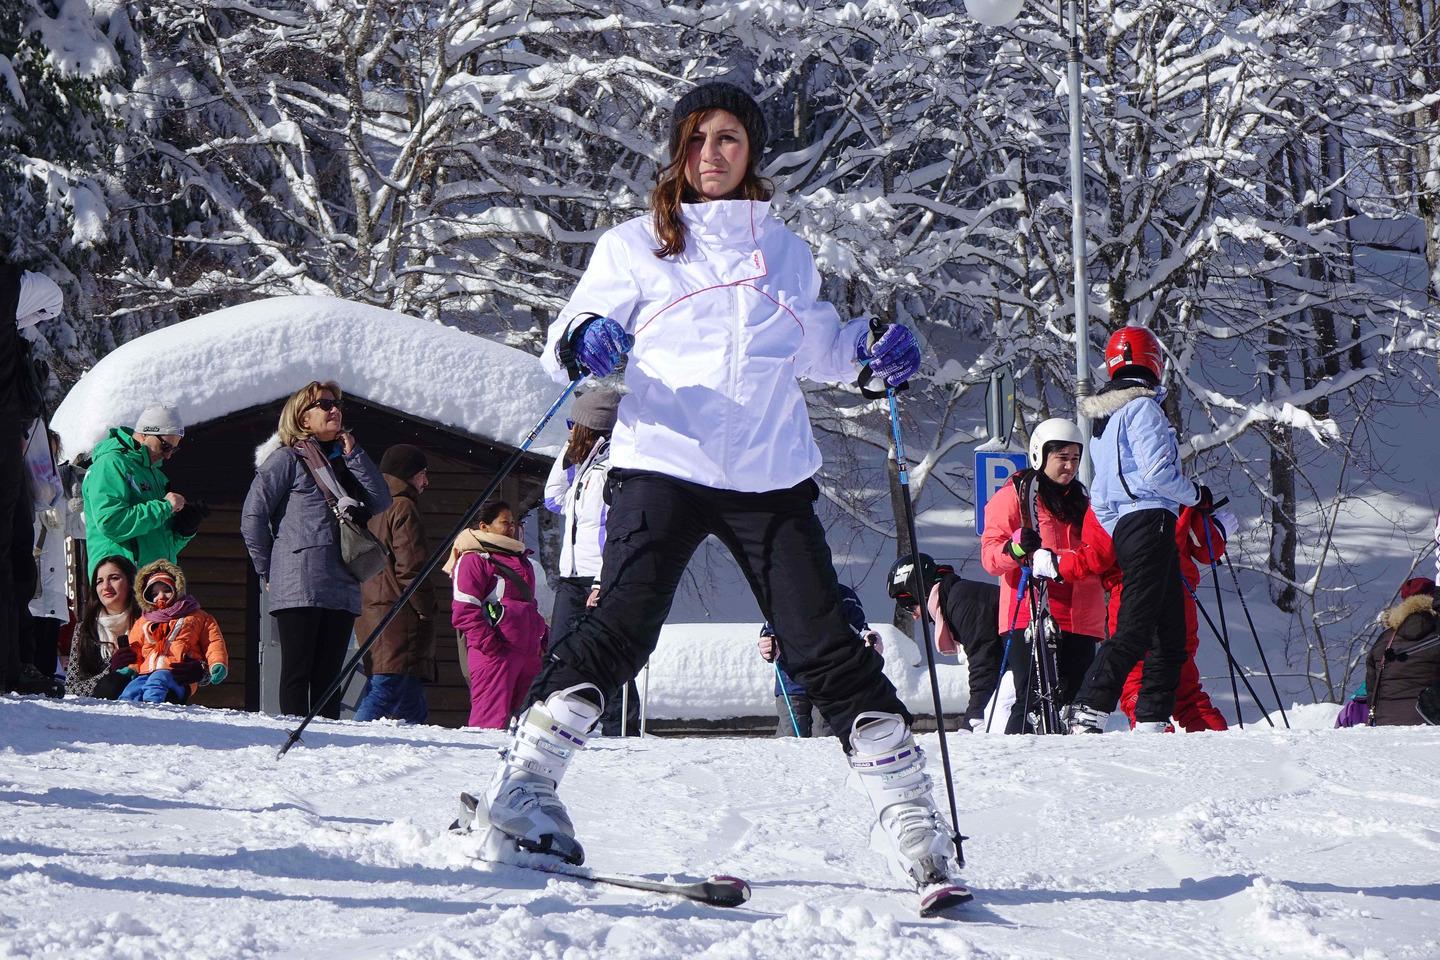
left=241, top=381, right=389, bottom=718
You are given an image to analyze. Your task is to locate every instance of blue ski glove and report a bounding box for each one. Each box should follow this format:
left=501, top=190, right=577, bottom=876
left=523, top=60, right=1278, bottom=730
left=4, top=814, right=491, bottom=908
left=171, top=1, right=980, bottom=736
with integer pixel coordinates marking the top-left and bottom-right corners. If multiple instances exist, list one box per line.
left=207, top=663, right=228, bottom=686
left=572, top=316, right=633, bottom=379
left=865, top=323, right=922, bottom=386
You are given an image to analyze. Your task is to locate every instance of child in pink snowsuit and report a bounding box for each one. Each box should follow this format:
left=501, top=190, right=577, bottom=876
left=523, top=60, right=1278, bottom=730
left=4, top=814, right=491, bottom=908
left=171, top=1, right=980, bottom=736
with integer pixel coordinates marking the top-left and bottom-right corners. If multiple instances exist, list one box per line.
left=445, top=502, right=548, bottom=728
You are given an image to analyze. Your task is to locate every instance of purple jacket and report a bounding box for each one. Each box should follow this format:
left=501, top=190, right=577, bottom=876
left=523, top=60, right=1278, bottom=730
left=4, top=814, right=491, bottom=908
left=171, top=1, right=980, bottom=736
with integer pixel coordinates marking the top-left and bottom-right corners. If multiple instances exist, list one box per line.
left=451, top=550, right=548, bottom=657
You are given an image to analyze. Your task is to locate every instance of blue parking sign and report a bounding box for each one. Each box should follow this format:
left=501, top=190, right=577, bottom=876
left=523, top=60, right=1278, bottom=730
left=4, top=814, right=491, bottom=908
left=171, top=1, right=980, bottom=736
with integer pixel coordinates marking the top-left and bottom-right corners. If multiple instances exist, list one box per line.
left=975, top=450, right=1028, bottom=534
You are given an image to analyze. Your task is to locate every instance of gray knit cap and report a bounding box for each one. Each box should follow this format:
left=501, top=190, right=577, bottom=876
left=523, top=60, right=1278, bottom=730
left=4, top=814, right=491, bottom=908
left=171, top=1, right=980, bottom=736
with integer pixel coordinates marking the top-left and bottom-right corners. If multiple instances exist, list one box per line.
left=570, top=387, right=621, bottom=432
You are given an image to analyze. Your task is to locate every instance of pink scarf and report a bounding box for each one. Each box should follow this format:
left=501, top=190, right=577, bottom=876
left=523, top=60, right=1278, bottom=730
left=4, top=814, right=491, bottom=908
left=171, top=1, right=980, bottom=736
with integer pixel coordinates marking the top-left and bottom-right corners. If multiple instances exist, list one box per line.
left=927, top=584, right=957, bottom=655
left=143, top=594, right=200, bottom=624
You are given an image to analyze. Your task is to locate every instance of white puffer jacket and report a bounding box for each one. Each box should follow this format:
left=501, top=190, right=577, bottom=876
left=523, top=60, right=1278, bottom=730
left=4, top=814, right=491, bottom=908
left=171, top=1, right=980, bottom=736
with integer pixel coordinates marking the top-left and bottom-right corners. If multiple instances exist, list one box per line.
left=540, top=200, right=869, bottom=493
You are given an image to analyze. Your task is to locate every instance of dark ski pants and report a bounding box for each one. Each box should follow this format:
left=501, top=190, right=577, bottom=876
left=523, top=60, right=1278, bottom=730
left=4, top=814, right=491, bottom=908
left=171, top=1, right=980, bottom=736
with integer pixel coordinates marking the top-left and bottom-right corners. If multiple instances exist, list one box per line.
left=551, top=575, right=639, bottom=736
left=1074, top=509, right=1187, bottom=722
left=775, top=692, right=831, bottom=738
left=273, top=607, right=355, bottom=719
left=1004, top=628, right=1097, bottom=734
left=528, top=470, right=911, bottom=751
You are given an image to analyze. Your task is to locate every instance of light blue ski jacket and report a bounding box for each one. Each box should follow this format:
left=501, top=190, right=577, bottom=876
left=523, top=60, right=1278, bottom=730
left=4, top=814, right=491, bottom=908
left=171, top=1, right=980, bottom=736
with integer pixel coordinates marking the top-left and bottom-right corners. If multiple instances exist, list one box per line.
left=1079, top=383, right=1198, bottom=534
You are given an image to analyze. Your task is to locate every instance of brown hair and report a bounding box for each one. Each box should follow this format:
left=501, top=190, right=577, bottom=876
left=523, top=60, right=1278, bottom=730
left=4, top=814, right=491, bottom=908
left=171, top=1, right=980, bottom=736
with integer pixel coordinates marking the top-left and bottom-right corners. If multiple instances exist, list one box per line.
left=278, top=380, right=343, bottom=446
left=651, top=109, right=773, bottom=259
left=564, top=423, right=609, bottom=468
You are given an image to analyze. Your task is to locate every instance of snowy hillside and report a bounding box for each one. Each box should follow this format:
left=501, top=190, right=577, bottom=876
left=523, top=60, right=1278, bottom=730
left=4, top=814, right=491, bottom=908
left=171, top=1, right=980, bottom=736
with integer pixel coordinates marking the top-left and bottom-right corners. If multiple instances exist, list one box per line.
left=3, top=696, right=1437, bottom=959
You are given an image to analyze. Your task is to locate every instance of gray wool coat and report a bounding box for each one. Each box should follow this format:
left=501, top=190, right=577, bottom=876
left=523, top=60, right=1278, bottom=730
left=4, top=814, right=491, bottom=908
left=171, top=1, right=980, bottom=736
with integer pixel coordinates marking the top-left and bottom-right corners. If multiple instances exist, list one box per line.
left=241, top=444, right=392, bottom=615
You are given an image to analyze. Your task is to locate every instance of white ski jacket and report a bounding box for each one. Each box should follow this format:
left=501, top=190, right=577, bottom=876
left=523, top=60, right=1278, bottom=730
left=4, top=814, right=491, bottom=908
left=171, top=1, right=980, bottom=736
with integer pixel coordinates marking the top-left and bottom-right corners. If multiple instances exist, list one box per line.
left=543, top=436, right=611, bottom=580
left=541, top=200, right=869, bottom=493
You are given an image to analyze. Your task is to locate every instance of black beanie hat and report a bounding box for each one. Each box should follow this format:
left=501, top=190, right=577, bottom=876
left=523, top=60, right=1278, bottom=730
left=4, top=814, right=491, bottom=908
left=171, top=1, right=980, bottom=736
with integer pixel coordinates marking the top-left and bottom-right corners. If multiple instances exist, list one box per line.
left=671, top=81, right=768, bottom=155
left=380, top=443, right=428, bottom=481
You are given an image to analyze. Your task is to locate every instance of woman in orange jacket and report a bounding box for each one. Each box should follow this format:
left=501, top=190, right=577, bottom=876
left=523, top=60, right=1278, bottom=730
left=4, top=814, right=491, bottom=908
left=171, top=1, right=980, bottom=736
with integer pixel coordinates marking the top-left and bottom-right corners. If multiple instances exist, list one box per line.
left=113, top=560, right=229, bottom=704
left=980, top=419, right=1105, bottom=732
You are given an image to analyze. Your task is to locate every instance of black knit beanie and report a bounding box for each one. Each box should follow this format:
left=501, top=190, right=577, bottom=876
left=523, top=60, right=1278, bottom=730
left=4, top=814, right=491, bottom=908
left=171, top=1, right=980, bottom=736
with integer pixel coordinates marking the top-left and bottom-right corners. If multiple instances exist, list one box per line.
left=671, top=82, right=768, bottom=155
left=380, top=443, right=428, bottom=481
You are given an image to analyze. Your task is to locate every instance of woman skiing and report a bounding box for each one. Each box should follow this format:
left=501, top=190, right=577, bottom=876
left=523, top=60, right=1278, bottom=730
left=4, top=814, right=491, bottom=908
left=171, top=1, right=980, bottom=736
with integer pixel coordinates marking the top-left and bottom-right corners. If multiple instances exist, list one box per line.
left=467, top=81, right=962, bottom=909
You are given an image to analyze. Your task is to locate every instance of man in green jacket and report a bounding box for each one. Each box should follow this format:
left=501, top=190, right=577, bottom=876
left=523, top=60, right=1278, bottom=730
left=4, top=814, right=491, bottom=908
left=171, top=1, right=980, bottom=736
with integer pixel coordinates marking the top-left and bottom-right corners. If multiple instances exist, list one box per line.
left=81, top=404, right=196, bottom=578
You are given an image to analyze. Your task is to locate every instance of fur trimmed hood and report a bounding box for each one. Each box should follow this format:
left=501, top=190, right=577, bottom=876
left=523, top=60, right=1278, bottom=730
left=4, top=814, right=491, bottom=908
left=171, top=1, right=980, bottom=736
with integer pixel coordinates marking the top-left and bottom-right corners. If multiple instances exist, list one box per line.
left=1384, top=593, right=1437, bottom=633
left=1078, top=385, right=1158, bottom=420
left=135, top=558, right=187, bottom=612
left=442, top=528, right=527, bottom=576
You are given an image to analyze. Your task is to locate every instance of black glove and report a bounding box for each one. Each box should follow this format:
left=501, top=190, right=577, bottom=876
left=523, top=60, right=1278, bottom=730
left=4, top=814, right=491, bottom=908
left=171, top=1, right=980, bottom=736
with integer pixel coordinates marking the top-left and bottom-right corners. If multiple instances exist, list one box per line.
left=1007, top=527, right=1043, bottom=560
left=172, top=498, right=211, bottom=537
left=108, top=647, right=137, bottom=672
left=1193, top=483, right=1214, bottom=511
left=169, top=658, right=205, bottom=685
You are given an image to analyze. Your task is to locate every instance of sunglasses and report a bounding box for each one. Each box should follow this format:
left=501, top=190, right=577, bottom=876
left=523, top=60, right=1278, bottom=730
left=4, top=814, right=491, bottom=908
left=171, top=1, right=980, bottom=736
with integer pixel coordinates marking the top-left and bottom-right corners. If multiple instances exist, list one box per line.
left=157, top=437, right=179, bottom=454
left=305, top=398, right=343, bottom=413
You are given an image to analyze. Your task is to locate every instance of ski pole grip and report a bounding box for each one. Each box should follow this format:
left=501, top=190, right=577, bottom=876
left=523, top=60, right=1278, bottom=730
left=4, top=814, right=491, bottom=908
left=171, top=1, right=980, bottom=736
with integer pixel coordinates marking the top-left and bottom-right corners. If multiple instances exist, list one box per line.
left=856, top=317, right=900, bottom=399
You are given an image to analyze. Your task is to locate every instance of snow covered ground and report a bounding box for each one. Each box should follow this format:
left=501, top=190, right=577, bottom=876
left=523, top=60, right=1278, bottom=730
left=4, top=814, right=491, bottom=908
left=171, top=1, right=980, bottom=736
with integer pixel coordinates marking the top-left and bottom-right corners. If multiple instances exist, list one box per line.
left=2, top=696, right=1437, bottom=959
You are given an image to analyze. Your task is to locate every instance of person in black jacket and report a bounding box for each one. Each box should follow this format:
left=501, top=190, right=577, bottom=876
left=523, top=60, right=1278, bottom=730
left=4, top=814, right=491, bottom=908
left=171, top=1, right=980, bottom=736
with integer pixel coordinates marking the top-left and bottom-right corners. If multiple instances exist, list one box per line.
left=0, top=266, right=62, bottom=692
left=887, top=555, right=1003, bottom=731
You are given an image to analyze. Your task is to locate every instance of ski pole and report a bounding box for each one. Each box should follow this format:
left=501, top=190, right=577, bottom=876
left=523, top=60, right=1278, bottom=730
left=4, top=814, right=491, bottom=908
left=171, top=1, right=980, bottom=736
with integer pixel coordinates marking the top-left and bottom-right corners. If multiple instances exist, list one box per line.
left=864, top=330, right=968, bottom=867
left=1196, top=510, right=1242, bottom=728
left=621, top=681, right=630, bottom=738
left=1220, top=553, right=1290, bottom=730
left=1181, top=575, right=1275, bottom=726
left=986, top=566, right=1031, bottom=733
left=640, top=661, right=649, bottom=737
left=775, top=662, right=803, bottom=737
left=276, top=378, right=581, bottom=758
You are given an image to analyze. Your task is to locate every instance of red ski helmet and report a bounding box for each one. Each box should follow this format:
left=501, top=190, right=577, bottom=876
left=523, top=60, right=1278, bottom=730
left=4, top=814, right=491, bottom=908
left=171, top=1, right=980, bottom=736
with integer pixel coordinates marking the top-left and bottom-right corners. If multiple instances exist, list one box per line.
left=1104, top=326, right=1164, bottom=381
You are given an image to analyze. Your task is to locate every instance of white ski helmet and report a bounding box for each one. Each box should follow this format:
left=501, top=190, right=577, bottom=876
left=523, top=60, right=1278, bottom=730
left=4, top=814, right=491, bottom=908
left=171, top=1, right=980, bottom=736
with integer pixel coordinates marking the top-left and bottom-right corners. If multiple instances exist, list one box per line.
left=1028, top=418, right=1084, bottom=470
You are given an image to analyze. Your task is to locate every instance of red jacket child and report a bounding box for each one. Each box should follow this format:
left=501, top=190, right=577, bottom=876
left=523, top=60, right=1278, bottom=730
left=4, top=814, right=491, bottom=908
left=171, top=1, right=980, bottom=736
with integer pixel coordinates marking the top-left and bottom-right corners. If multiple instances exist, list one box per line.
left=1058, top=505, right=1229, bottom=731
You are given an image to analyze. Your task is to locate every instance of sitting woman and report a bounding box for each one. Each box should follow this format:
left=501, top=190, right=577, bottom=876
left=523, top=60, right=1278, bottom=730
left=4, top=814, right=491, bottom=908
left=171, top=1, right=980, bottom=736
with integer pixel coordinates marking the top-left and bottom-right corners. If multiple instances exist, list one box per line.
left=445, top=501, right=548, bottom=729
left=65, top=555, right=141, bottom=699
left=1365, top=577, right=1440, bottom=726
left=114, top=560, right=229, bottom=704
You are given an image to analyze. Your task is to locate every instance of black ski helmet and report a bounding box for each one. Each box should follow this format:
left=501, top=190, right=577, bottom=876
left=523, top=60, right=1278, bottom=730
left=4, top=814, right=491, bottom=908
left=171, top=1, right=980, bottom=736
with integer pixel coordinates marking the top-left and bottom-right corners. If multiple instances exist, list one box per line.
left=887, top=553, right=938, bottom=607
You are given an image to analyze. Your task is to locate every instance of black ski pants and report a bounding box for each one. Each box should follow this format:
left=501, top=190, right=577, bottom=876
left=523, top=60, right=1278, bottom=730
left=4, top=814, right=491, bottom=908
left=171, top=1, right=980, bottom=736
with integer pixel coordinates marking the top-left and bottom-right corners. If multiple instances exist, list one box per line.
left=1074, top=509, right=1187, bottom=722
left=528, top=469, right=910, bottom=750
left=274, top=607, right=354, bottom=719
left=550, top=575, right=640, bottom=736
left=1004, top=628, right=1097, bottom=734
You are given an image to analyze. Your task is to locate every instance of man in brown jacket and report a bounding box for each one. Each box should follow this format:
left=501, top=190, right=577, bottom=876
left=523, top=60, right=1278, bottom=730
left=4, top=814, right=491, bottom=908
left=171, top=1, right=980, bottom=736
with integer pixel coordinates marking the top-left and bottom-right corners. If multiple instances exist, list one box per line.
left=353, top=444, right=435, bottom=722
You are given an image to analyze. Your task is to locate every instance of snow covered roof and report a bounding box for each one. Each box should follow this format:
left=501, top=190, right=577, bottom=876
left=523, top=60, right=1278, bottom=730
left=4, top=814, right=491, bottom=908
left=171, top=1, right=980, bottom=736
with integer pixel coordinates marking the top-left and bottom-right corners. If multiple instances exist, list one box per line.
left=52, top=296, right=568, bottom=461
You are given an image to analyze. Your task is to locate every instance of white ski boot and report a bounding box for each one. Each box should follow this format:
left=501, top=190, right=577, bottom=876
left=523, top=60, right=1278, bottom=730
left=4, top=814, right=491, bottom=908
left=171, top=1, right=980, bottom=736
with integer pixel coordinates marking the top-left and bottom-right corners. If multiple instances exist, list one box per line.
left=848, top=712, right=970, bottom=913
left=473, top=683, right=603, bottom=865
left=1065, top=703, right=1108, bottom=734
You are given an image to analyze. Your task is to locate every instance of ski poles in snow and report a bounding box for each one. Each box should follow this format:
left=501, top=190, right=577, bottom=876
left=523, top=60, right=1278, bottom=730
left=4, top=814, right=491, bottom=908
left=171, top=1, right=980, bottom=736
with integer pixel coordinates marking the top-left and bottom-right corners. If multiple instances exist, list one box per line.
left=1181, top=575, right=1275, bottom=726
left=1198, top=512, right=1243, bottom=729
left=1220, top=554, right=1289, bottom=730
left=862, top=323, right=967, bottom=867
left=276, top=378, right=582, bottom=759
left=986, top=567, right=1031, bottom=733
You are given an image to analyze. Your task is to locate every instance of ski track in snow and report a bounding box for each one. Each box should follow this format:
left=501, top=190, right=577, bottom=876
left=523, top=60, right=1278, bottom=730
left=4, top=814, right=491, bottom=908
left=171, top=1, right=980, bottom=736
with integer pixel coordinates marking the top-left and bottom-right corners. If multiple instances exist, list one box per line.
left=1, top=697, right=1437, bottom=960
